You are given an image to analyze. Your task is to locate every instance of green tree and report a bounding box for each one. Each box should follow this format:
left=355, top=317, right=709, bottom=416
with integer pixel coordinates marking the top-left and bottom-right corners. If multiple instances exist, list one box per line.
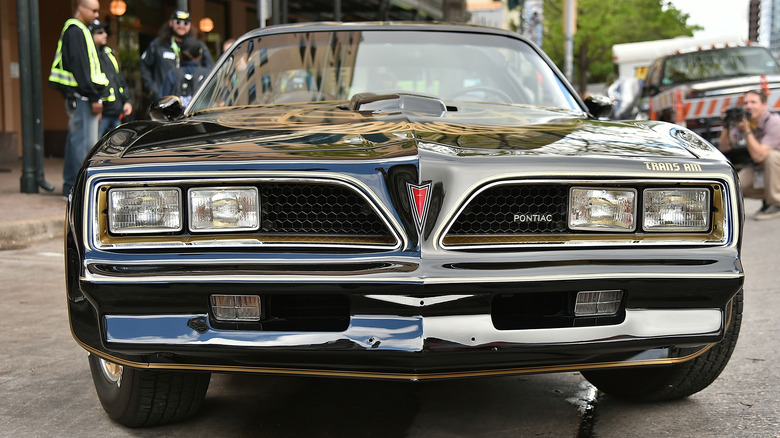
left=541, top=0, right=702, bottom=94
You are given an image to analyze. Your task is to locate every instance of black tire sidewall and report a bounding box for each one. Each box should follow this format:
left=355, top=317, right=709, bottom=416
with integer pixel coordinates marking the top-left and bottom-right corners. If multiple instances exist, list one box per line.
left=581, top=289, right=743, bottom=401
left=87, top=354, right=137, bottom=420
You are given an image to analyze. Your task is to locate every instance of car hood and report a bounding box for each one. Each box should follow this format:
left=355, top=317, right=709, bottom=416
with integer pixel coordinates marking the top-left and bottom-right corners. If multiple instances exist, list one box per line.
left=92, top=100, right=716, bottom=162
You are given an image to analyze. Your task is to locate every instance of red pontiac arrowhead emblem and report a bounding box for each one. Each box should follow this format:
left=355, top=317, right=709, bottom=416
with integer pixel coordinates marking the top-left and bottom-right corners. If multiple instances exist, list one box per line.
left=407, top=182, right=432, bottom=235
left=412, top=186, right=427, bottom=218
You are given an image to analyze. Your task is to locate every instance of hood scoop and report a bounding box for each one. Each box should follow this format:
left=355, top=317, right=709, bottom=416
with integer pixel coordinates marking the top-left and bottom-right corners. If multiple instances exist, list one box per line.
left=345, top=93, right=450, bottom=117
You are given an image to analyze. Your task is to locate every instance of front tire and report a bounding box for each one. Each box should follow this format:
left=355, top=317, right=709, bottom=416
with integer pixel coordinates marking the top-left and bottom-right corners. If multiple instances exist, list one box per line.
left=88, top=354, right=211, bottom=427
left=581, top=289, right=742, bottom=401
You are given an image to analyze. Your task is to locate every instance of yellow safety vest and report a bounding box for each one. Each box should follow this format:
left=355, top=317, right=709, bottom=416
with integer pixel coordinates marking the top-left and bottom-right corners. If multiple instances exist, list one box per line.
left=102, top=47, right=123, bottom=102
left=49, top=18, right=108, bottom=90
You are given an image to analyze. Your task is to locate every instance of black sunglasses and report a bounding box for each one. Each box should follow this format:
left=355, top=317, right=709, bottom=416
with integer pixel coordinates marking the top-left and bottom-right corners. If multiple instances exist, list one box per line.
left=173, top=19, right=191, bottom=26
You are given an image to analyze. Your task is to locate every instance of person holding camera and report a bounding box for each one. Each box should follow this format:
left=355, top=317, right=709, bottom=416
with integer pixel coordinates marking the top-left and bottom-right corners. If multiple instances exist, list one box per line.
left=719, top=89, right=780, bottom=220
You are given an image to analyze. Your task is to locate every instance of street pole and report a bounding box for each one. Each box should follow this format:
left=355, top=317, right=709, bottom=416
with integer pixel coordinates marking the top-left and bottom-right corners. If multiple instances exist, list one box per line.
left=257, top=0, right=266, bottom=27
left=272, top=0, right=280, bottom=25
left=17, top=0, right=53, bottom=193
left=29, top=0, right=51, bottom=192
left=563, top=0, right=575, bottom=83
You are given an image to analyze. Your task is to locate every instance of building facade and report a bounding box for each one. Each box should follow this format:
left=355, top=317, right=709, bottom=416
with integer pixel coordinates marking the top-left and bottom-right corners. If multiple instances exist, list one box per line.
left=758, top=0, right=780, bottom=57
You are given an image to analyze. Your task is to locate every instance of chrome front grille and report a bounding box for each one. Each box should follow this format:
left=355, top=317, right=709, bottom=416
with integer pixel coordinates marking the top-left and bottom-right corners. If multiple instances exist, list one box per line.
left=260, top=183, right=388, bottom=235
left=447, top=184, right=569, bottom=235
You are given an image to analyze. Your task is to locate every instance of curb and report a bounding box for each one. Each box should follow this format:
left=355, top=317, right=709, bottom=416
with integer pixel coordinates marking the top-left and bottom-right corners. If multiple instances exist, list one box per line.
left=0, top=216, right=64, bottom=249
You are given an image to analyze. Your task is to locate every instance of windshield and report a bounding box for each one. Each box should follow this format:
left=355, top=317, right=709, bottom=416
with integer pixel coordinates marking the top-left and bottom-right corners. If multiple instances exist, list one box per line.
left=190, top=29, right=579, bottom=112
left=662, top=46, right=780, bottom=86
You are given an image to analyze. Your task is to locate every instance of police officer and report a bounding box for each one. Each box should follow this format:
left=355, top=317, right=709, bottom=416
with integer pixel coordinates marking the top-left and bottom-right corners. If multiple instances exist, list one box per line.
left=48, top=0, right=108, bottom=197
left=140, top=10, right=214, bottom=101
left=89, top=19, right=133, bottom=137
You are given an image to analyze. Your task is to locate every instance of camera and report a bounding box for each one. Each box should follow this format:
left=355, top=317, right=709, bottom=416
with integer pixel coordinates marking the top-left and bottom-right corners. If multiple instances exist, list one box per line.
left=723, top=107, right=750, bottom=124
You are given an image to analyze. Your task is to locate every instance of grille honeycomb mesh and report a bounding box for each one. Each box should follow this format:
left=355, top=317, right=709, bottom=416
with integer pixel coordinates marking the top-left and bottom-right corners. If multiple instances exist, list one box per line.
left=260, top=183, right=388, bottom=236
left=448, top=184, right=569, bottom=234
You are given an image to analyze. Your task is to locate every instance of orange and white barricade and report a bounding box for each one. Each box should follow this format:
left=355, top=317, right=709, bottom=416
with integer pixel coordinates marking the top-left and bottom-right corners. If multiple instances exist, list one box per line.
left=674, top=89, right=686, bottom=127
left=649, top=86, right=780, bottom=125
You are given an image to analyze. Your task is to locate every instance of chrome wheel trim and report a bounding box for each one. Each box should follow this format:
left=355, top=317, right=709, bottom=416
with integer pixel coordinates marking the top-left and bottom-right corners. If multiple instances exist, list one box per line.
left=98, top=357, right=123, bottom=387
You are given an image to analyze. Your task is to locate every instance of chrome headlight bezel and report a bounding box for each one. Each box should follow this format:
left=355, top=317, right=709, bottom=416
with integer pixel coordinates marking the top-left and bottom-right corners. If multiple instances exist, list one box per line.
left=440, top=178, right=729, bottom=249
left=89, top=175, right=405, bottom=251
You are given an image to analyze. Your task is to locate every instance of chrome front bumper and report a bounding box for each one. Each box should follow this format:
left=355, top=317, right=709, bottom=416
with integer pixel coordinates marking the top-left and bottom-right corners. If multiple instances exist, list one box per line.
left=105, top=308, right=723, bottom=351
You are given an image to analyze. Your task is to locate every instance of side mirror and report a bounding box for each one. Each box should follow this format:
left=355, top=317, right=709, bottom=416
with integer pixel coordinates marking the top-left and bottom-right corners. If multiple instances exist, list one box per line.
left=584, top=95, right=613, bottom=119
left=149, top=96, right=184, bottom=122
left=638, top=97, right=650, bottom=113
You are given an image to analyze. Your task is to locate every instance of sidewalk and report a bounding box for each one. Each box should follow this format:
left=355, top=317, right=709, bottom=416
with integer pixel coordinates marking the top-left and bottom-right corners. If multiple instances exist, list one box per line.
left=0, top=157, right=66, bottom=249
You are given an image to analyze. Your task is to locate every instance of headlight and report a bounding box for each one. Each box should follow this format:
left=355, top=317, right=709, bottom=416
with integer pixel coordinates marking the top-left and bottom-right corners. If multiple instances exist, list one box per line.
left=189, top=187, right=259, bottom=232
left=643, top=188, right=710, bottom=231
left=108, top=188, right=182, bottom=233
left=569, top=187, right=636, bottom=231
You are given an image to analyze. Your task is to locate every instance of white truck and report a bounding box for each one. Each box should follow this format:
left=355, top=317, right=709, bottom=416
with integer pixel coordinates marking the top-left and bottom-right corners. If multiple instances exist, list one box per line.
left=640, top=43, right=780, bottom=166
left=612, top=35, right=745, bottom=80
left=609, top=35, right=745, bottom=120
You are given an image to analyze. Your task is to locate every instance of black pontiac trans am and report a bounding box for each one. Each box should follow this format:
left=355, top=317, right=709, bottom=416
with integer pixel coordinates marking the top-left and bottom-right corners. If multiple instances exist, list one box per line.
left=66, top=22, right=745, bottom=426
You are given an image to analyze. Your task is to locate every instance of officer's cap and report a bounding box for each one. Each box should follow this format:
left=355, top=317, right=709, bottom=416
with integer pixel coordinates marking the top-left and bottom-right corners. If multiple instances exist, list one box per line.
left=172, top=10, right=191, bottom=22
left=88, top=19, right=109, bottom=33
